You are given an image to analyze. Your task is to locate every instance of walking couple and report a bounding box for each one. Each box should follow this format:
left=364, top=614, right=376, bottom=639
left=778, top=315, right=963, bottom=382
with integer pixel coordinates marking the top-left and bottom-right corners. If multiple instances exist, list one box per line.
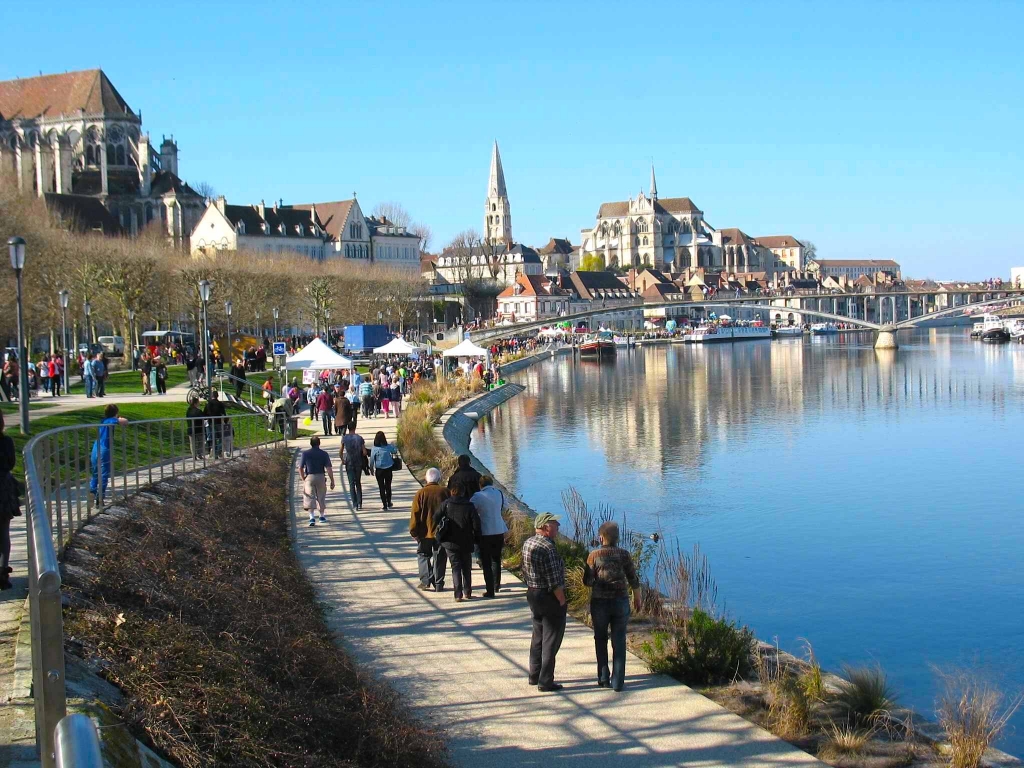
left=521, top=513, right=641, bottom=693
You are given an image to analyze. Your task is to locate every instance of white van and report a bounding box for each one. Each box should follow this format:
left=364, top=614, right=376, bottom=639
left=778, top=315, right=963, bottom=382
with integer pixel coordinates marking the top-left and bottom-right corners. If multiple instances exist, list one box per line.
left=98, top=335, right=126, bottom=357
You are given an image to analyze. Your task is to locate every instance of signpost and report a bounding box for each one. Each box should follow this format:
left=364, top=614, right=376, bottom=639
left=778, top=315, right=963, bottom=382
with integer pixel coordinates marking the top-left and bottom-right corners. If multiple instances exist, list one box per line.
left=273, top=341, right=286, bottom=356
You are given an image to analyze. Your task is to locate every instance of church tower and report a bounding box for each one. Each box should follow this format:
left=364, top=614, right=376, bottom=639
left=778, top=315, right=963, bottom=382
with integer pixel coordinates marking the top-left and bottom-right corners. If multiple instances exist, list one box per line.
left=649, top=163, right=658, bottom=201
left=484, top=141, right=512, bottom=246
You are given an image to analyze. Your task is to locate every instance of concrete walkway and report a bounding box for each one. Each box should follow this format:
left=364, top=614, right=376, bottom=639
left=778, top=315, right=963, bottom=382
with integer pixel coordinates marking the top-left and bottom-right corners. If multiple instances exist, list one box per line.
left=293, top=419, right=821, bottom=767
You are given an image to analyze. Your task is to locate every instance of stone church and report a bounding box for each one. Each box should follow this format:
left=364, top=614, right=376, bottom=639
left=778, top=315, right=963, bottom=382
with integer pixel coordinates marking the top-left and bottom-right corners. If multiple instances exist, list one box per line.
left=0, top=69, right=205, bottom=247
left=579, top=166, right=783, bottom=277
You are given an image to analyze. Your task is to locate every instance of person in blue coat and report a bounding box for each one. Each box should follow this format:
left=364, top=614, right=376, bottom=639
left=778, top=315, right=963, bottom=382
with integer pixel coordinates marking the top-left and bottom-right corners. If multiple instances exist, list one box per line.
left=90, top=404, right=128, bottom=503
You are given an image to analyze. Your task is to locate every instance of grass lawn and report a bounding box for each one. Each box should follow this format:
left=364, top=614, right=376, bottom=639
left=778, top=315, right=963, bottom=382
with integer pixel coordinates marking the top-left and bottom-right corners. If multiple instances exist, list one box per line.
left=9, top=400, right=286, bottom=482
left=67, top=365, right=190, bottom=395
left=0, top=401, right=55, bottom=414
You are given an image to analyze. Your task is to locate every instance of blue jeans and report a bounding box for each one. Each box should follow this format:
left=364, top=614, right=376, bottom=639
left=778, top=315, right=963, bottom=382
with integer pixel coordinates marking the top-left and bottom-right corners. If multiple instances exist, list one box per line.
left=85, top=375, right=95, bottom=397
left=591, top=596, right=631, bottom=690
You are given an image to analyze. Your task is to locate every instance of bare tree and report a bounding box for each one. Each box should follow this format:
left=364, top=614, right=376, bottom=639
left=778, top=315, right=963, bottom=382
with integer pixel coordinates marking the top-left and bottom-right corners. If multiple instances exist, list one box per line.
left=410, top=222, right=432, bottom=252
left=801, top=240, right=817, bottom=261
left=372, top=201, right=411, bottom=228
left=193, top=181, right=217, bottom=202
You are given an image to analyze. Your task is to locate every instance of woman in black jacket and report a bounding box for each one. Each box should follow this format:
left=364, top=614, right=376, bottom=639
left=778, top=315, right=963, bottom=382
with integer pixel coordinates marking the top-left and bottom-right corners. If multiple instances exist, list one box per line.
left=434, top=481, right=481, bottom=602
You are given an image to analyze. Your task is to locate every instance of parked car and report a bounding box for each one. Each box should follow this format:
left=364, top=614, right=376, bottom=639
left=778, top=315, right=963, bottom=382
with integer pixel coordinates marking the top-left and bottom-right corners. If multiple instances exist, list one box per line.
left=98, top=335, right=126, bottom=357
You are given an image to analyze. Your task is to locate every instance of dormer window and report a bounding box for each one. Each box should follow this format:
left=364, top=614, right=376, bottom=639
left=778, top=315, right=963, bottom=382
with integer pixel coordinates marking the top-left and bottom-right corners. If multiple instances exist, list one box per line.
left=237, top=221, right=246, bottom=234
left=262, top=222, right=270, bottom=234
left=296, top=224, right=304, bottom=237
left=278, top=224, right=286, bottom=235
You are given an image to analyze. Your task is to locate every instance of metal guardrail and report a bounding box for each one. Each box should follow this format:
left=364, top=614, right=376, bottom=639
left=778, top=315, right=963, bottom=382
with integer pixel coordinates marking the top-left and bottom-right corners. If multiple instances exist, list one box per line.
left=22, top=412, right=288, bottom=766
left=213, top=369, right=282, bottom=411
left=54, top=714, right=102, bottom=767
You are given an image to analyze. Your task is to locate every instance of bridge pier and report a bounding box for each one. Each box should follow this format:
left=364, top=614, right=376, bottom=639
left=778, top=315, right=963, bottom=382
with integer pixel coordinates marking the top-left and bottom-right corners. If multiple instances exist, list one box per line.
left=874, top=325, right=899, bottom=350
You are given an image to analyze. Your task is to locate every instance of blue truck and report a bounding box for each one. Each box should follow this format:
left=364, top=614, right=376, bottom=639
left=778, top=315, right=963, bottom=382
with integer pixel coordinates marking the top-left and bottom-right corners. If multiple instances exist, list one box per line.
left=343, top=324, right=391, bottom=354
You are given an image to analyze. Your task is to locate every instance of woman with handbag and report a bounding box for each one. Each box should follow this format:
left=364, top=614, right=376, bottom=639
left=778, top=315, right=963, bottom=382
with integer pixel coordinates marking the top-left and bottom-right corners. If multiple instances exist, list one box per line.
left=369, top=431, right=398, bottom=510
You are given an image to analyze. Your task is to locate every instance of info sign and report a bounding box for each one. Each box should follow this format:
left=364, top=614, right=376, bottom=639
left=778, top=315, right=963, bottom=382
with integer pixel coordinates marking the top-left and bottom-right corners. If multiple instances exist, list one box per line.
left=273, top=341, right=287, bottom=356
left=302, top=368, right=317, bottom=385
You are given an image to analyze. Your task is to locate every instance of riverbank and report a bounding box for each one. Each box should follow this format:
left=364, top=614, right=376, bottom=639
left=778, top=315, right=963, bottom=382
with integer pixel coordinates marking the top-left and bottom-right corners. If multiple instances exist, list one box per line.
left=436, top=348, right=1023, bottom=768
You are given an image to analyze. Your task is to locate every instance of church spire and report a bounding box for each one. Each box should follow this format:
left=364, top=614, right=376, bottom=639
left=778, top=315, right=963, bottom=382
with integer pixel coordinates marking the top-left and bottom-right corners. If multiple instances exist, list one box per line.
left=489, top=140, right=507, bottom=198
left=649, top=163, right=658, bottom=200
left=485, top=141, right=512, bottom=246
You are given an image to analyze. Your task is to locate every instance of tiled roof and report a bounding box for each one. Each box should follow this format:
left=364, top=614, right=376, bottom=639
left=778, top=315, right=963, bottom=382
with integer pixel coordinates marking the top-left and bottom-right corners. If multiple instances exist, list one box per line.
left=813, top=259, right=900, bottom=268
left=655, top=197, right=701, bottom=215
left=0, top=69, right=135, bottom=120
left=718, top=227, right=755, bottom=247
left=538, top=237, right=574, bottom=255
left=597, top=196, right=701, bottom=218
left=366, top=216, right=420, bottom=240
left=756, top=235, right=803, bottom=249
left=149, top=170, right=201, bottom=198
left=223, top=204, right=321, bottom=238
left=43, top=193, right=122, bottom=233
left=497, top=274, right=569, bottom=298
left=642, top=282, right=683, bottom=300
left=289, top=200, right=354, bottom=241
left=565, top=271, right=637, bottom=301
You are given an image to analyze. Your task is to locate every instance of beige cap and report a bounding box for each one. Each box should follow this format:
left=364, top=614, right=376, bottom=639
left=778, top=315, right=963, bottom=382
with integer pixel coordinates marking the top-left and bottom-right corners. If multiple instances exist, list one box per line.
left=533, top=512, right=560, bottom=529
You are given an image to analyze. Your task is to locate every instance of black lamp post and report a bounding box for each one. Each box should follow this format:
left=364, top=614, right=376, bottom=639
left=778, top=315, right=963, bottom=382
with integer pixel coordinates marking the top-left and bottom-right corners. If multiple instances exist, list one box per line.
left=58, top=289, right=70, bottom=395
left=198, top=280, right=212, bottom=389
left=8, top=237, right=29, bottom=434
left=83, top=299, right=91, bottom=380
left=324, top=308, right=330, bottom=342
left=128, top=309, right=136, bottom=371
left=255, top=311, right=261, bottom=339
left=272, top=307, right=279, bottom=343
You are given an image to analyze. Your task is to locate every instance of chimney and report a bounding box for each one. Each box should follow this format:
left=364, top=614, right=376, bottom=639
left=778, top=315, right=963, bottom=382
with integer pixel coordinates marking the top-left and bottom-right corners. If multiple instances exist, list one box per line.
left=309, top=202, right=317, bottom=225
left=215, top=195, right=226, bottom=214
left=258, top=199, right=265, bottom=219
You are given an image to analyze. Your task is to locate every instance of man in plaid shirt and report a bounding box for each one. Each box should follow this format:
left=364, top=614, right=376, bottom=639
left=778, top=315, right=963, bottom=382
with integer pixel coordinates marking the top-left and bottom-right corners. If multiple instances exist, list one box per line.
left=521, top=512, right=567, bottom=692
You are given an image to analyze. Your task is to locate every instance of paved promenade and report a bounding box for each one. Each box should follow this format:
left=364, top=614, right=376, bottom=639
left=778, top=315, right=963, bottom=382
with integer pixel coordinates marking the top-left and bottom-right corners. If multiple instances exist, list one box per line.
left=294, top=420, right=821, bottom=767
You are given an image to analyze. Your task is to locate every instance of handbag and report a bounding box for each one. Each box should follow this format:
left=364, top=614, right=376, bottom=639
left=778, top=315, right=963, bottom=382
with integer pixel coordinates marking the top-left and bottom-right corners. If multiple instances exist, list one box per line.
left=361, top=452, right=371, bottom=476
left=391, top=450, right=402, bottom=472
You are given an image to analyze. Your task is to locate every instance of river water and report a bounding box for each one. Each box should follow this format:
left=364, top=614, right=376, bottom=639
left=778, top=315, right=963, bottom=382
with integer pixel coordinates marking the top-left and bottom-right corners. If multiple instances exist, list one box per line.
left=471, top=328, right=1024, bottom=757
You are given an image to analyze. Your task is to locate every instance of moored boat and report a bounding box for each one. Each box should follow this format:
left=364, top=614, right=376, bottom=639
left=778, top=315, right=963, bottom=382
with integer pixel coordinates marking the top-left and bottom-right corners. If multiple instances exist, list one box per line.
left=970, top=322, right=984, bottom=338
left=773, top=325, right=804, bottom=338
left=683, top=323, right=771, bottom=343
left=579, top=331, right=617, bottom=357
left=810, top=322, right=839, bottom=335
left=980, top=314, right=1010, bottom=342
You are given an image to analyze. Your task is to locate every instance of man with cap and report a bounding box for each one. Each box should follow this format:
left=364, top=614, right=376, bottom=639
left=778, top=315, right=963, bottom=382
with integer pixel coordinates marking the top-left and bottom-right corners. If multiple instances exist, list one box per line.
left=521, top=512, right=567, bottom=692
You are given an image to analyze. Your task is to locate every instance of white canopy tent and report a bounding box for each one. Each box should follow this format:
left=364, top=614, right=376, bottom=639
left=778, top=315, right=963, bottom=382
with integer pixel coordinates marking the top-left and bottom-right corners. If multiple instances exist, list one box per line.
left=442, top=339, right=489, bottom=358
left=285, top=338, right=354, bottom=370
left=372, top=337, right=422, bottom=355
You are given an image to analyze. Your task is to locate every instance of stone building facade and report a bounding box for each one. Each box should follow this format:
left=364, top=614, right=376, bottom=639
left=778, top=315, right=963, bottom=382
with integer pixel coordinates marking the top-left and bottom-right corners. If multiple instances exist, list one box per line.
left=0, top=69, right=204, bottom=247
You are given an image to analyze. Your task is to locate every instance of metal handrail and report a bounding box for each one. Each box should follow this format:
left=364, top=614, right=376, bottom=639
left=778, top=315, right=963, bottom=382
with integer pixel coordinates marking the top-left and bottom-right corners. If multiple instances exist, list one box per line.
left=214, top=369, right=282, bottom=409
left=21, top=412, right=287, bottom=766
left=54, top=714, right=102, bottom=767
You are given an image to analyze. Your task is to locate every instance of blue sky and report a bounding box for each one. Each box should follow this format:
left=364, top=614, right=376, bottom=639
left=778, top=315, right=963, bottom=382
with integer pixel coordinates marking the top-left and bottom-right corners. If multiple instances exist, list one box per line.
left=3, top=0, right=1021, bottom=279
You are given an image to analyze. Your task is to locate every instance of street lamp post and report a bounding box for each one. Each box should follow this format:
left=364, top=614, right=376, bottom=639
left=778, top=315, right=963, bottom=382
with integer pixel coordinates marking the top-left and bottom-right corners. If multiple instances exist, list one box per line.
left=272, top=307, right=279, bottom=344
left=225, top=301, right=232, bottom=364
left=416, top=310, right=421, bottom=339
left=324, top=308, right=331, bottom=343
left=255, top=311, right=261, bottom=340
left=58, top=289, right=70, bottom=395
left=198, top=280, right=212, bottom=390
left=82, top=300, right=91, bottom=381
left=8, top=237, right=29, bottom=435
left=128, top=309, right=136, bottom=371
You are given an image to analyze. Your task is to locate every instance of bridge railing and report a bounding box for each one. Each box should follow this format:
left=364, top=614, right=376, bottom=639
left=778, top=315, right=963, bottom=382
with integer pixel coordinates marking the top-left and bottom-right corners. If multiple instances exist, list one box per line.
left=21, top=412, right=287, bottom=766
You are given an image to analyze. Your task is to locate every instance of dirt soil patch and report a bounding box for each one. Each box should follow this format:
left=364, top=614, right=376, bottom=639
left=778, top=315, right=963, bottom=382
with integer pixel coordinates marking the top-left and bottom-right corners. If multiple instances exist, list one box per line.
left=61, top=449, right=448, bottom=768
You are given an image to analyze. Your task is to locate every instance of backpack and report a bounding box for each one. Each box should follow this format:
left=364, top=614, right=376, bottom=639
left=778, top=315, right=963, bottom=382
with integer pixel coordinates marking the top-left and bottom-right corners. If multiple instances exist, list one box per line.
left=434, top=510, right=450, bottom=543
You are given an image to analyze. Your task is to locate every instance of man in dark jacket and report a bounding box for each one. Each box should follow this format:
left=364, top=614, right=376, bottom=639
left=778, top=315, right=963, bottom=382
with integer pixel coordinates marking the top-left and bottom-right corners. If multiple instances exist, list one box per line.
left=433, top=480, right=481, bottom=602
left=446, top=454, right=481, bottom=495
left=203, top=391, right=227, bottom=459
left=186, top=395, right=206, bottom=460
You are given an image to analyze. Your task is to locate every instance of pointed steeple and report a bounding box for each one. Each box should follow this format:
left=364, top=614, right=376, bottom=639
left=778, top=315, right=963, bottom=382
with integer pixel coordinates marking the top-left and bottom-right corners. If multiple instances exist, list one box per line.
left=649, top=163, right=658, bottom=200
left=488, top=140, right=507, bottom=198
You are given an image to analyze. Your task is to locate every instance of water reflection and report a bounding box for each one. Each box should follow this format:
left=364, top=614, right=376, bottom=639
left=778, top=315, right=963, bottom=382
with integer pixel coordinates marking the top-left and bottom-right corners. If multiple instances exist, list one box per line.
left=471, top=329, right=1024, bottom=757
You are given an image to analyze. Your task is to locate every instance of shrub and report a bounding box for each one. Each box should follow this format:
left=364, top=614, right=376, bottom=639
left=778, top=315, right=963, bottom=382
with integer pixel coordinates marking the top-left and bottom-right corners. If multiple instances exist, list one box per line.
left=835, top=663, right=898, bottom=726
left=640, top=609, right=754, bottom=686
left=936, top=669, right=1024, bottom=768
left=676, top=608, right=755, bottom=685
left=799, top=639, right=825, bottom=701
left=565, top=564, right=591, bottom=616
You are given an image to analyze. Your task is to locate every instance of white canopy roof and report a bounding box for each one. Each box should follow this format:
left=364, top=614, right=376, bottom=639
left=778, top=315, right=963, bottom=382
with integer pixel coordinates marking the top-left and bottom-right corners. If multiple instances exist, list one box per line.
left=285, top=337, right=353, bottom=370
left=373, top=337, right=422, bottom=355
left=442, top=339, right=489, bottom=358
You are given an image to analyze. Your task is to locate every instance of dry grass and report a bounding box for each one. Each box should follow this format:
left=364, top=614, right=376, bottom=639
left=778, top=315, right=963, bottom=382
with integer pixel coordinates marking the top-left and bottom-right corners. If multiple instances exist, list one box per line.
left=799, top=639, right=826, bottom=701
left=818, top=720, right=873, bottom=760
left=834, top=664, right=898, bottom=728
left=62, top=450, right=447, bottom=768
left=396, top=377, right=483, bottom=477
left=936, top=669, right=1023, bottom=768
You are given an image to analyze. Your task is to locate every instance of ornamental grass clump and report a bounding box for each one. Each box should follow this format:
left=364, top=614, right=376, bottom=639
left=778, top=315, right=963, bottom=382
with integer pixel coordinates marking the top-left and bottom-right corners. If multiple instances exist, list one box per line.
left=835, top=663, right=898, bottom=727
left=818, top=720, right=873, bottom=760
left=936, top=669, right=1023, bottom=768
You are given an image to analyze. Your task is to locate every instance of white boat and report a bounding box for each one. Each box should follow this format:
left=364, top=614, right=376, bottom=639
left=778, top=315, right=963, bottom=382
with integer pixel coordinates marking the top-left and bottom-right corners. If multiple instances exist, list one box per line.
left=683, top=324, right=771, bottom=343
left=980, top=314, right=1010, bottom=343
left=1007, top=318, right=1024, bottom=342
left=810, top=322, right=839, bottom=335
left=613, top=335, right=636, bottom=348
left=773, top=326, right=804, bottom=337
left=970, top=322, right=984, bottom=338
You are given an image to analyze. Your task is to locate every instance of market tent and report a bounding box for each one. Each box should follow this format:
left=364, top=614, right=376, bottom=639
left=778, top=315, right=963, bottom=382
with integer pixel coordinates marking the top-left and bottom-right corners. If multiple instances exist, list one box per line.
left=442, top=339, right=489, bottom=358
left=285, top=338, right=353, bottom=370
left=373, top=337, right=422, bottom=355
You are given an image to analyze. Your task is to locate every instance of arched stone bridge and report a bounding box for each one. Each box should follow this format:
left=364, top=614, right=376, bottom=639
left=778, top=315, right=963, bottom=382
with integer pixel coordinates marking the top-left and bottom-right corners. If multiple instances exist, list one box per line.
left=469, top=290, right=1024, bottom=350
